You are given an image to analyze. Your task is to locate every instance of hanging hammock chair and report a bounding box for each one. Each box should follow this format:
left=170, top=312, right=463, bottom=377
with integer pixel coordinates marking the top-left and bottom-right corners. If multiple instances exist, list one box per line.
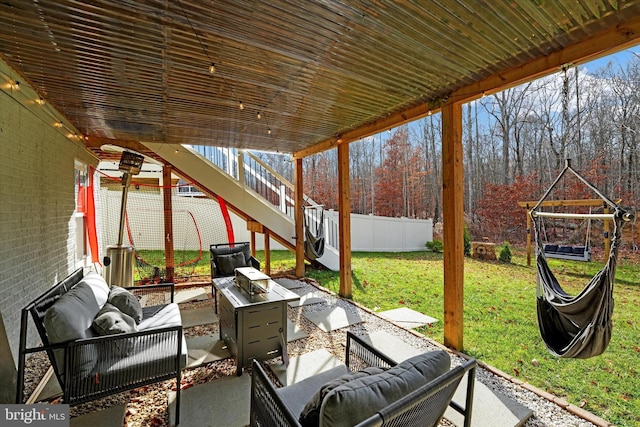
left=530, top=160, right=633, bottom=358
left=303, top=205, right=325, bottom=260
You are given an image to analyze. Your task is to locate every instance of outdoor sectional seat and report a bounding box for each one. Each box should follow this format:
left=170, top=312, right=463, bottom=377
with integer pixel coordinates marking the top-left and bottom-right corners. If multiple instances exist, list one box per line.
left=250, top=331, right=476, bottom=427
left=16, top=268, right=187, bottom=424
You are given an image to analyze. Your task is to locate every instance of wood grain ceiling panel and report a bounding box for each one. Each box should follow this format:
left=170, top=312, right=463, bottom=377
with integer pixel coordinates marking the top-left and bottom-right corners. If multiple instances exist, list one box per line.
left=1, top=0, right=639, bottom=156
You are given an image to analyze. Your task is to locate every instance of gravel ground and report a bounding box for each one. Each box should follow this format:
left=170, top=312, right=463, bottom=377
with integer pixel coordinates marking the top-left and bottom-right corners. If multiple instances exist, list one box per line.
left=23, top=278, right=601, bottom=427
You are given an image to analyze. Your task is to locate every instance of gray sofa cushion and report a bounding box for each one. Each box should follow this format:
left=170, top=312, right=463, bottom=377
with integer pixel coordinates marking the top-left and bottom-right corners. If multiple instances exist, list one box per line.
left=319, top=350, right=451, bottom=427
left=211, top=244, right=253, bottom=276
left=276, top=365, right=350, bottom=420
left=299, top=366, right=387, bottom=426
left=138, top=303, right=183, bottom=331
left=93, top=303, right=138, bottom=335
left=81, top=272, right=110, bottom=307
left=92, top=303, right=138, bottom=355
left=108, top=286, right=143, bottom=324
left=44, top=282, right=100, bottom=344
left=216, top=252, right=246, bottom=276
left=43, top=279, right=107, bottom=379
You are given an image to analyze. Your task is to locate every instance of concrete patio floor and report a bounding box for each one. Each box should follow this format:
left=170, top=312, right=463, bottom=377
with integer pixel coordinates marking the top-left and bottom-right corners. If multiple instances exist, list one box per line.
left=57, top=279, right=608, bottom=427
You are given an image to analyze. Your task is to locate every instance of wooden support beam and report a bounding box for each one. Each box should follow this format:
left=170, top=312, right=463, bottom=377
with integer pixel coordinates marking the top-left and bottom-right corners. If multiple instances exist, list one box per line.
left=338, top=143, right=352, bottom=298
left=264, top=229, right=271, bottom=276
left=446, top=16, right=640, bottom=106
left=441, top=102, right=464, bottom=352
left=162, top=165, right=174, bottom=283
left=247, top=220, right=264, bottom=233
left=247, top=221, right=261, bottom=267
left=518, top=199, right=621, bottom=208
left=294, top=158, right=305, bottom=278
left=532, top=212, right=615, bottom=220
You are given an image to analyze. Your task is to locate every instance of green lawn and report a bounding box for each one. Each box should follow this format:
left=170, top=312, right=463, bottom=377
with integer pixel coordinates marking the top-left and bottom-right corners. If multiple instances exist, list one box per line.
left=254, top=248, right=640, bottom=427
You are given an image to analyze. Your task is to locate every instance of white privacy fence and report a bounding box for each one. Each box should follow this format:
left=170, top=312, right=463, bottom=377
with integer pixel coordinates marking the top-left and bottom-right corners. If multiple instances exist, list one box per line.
left=323, top=211, right=433, bottom=252
left=251, top=211, right=433, bottom=252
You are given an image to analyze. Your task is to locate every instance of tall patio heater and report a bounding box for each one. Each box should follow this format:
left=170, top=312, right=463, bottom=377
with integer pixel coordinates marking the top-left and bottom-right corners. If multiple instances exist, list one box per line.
left=104, top=150, right=144, bottom=287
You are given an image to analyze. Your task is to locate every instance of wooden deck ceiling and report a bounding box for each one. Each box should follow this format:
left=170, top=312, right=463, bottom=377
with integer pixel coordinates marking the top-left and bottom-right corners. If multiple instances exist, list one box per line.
left=1, top=1, right=640, bottom=158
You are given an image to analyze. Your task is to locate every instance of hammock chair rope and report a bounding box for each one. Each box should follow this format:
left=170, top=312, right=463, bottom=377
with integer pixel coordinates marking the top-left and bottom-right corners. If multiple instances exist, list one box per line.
left=531, top=160, right=633, bottom=358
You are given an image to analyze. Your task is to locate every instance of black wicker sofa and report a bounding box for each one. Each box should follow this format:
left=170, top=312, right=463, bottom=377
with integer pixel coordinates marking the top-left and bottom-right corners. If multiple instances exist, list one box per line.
left=16, top=268, right=187, bottom=424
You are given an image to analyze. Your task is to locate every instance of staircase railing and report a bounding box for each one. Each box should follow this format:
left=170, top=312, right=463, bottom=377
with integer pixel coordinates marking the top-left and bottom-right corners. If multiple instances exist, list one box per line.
left=192, top=146, right=339, bottom=251
left=242, top=151, right=296, bottom=219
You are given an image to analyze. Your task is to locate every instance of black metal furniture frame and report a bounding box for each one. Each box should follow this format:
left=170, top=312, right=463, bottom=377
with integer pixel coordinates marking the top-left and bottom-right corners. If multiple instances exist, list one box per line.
left=16, top=269, right=184, bottom=424
left=250, top=331, right=476, bottom=427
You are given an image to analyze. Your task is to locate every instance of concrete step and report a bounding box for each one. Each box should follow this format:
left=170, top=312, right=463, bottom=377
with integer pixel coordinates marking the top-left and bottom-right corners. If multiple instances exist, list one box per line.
left=70, top=404, right=126, bottom=427
left=378, top=307, right=438, bottom=328
left=180, top=305, right=217, bottom=328
left=303, top=306, right=363, bottom=332
left=445, top=372, right=533, bottom=427
left=168, top=374, right=251, bottom=427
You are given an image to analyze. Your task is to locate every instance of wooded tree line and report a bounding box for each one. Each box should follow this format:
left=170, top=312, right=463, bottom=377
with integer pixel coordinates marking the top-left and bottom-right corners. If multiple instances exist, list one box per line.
left=258, top=56, right=640, bottom=248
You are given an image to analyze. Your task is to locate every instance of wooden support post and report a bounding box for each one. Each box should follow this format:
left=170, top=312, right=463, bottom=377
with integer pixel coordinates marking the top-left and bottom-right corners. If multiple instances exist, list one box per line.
left=441, top=102, right=464, bottom=351
left=264, top=229, right=271, bottom=276
left=294, top=158, right=305, bottom=277
left=162, top=165, right=175, bottom=283
left=338, top=143, right=352, bottom=298
left=250, top=232, right=256, bottom=257
left=247, top=220, right=263, bottom=257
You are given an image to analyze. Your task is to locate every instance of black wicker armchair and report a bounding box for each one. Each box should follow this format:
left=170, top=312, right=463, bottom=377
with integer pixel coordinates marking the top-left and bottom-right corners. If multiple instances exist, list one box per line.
left=250, top=331, right=476, bottom=427
left=210, top=242, right=260, bottom=312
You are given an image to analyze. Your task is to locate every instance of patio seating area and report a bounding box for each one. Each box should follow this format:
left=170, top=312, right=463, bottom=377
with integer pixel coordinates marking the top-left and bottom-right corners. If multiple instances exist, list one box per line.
left=24, top=276, right=605, bottom=427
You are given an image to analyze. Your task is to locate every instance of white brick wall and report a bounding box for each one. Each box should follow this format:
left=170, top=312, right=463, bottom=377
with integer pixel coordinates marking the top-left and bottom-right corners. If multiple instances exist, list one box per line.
left=0, top=62, right=96, bottom=366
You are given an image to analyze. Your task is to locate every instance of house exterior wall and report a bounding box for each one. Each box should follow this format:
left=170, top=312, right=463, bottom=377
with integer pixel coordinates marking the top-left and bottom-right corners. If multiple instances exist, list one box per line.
left=0, top=59, right=96, bottom=379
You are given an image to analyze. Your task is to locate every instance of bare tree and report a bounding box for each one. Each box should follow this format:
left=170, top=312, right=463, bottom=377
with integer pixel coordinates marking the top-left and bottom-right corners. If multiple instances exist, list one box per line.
left=480, top=84, right=532, bottom=184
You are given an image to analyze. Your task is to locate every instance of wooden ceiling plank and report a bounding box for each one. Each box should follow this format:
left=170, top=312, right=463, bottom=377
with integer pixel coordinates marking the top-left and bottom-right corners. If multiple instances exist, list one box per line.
left=293, top=13, right=640, bottom=159
left=3, top=0, right=640, bottom=156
